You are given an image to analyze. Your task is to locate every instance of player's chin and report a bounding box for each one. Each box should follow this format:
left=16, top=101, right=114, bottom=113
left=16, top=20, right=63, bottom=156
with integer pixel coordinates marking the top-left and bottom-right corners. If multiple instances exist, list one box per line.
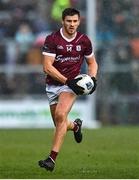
left=68, top=29, right=75, bottom=34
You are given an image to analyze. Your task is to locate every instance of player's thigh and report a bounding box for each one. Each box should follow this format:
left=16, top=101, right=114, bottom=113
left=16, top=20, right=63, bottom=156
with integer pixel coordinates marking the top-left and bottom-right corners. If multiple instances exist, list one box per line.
left=56, top=92, right=76, bottom=116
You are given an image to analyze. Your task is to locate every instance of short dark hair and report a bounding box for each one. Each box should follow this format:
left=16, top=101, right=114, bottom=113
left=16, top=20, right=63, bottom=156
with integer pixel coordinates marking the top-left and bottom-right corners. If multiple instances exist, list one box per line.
left=62, top=8, right=80, bottom=20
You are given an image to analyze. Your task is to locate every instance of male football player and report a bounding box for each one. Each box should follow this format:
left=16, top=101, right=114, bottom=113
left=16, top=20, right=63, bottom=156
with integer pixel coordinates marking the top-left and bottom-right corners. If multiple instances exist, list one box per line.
left=38, top=8, right=98, bottom=171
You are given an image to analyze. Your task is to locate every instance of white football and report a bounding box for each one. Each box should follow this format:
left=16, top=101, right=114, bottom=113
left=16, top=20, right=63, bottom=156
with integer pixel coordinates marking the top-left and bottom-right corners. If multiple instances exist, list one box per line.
left=75, top=74, right=94, bottom=95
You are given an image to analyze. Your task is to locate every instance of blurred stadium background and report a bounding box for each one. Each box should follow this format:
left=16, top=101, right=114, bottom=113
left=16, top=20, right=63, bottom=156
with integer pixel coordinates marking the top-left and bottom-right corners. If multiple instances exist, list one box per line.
left=0, top=0, right=139, bottom=128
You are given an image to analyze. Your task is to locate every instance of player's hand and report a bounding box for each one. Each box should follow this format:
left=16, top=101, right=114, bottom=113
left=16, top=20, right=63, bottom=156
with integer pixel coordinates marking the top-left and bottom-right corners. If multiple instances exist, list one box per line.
left=89, top=77, right=97, bottom=94
left=66, top=78, right=84, bottom=95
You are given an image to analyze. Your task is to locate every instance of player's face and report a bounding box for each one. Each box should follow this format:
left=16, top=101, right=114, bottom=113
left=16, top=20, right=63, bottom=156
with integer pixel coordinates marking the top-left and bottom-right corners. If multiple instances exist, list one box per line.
left=62, top=15, right=80, bottom=36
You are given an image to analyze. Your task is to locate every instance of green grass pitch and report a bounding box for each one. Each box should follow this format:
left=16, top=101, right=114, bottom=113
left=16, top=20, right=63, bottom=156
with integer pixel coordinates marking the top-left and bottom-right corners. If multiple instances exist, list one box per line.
left=0, top=126, right=139, bottom=179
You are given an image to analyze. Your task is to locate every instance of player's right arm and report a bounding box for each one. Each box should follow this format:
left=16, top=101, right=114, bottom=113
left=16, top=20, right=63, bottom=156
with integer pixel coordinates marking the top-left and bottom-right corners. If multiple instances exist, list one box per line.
left=43, top=55, right=67, bottom=84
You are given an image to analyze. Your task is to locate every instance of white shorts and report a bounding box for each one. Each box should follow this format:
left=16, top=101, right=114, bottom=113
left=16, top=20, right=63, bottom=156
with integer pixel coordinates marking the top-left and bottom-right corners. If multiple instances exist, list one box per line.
left=45, top=85, right=74, bottom=105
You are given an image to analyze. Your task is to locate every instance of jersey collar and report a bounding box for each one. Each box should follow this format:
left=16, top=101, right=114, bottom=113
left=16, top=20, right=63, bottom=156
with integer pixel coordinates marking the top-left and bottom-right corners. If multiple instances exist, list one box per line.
left=60, top=28, right=77, bottom=42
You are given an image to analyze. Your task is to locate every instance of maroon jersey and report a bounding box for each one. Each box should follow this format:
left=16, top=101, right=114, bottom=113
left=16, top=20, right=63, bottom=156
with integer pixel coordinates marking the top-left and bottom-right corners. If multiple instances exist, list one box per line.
left=42, top=28, right=94, bottom=85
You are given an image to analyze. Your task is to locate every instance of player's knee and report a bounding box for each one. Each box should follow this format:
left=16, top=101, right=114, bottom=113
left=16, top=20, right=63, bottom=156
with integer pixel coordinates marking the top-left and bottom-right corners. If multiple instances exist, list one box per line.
left=55, top=111, right=66, bottom=123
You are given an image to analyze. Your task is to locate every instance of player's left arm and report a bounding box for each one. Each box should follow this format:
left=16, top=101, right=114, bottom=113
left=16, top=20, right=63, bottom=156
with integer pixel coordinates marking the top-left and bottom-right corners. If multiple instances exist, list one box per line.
left=86, top=55, right=98, bottom=94
left=86, top=55, right=98, bottom=78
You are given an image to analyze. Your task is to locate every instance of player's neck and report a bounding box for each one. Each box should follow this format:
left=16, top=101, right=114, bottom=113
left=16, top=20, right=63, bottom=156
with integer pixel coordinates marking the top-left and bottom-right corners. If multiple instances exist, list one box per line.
left=61, top=28, right=77, bottom=40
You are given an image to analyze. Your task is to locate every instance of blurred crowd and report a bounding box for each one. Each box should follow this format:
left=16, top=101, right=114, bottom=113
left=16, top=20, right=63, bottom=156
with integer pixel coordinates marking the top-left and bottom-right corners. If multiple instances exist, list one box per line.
left=0, top=0, right=49, bottom=97
left=96, top=0, right=139, bottom=65
left=96, top=0, right=139, bottom=95
left=96, top=0, right=139, bottom=124
left=0, top=0, right=52, bottom=66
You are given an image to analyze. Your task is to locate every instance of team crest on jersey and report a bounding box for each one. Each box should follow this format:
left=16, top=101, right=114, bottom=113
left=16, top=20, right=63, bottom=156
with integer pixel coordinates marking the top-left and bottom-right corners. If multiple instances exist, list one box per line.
left=76, top=45, right=81, bottom=51
left=66, top=44, right=73, bottom=52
